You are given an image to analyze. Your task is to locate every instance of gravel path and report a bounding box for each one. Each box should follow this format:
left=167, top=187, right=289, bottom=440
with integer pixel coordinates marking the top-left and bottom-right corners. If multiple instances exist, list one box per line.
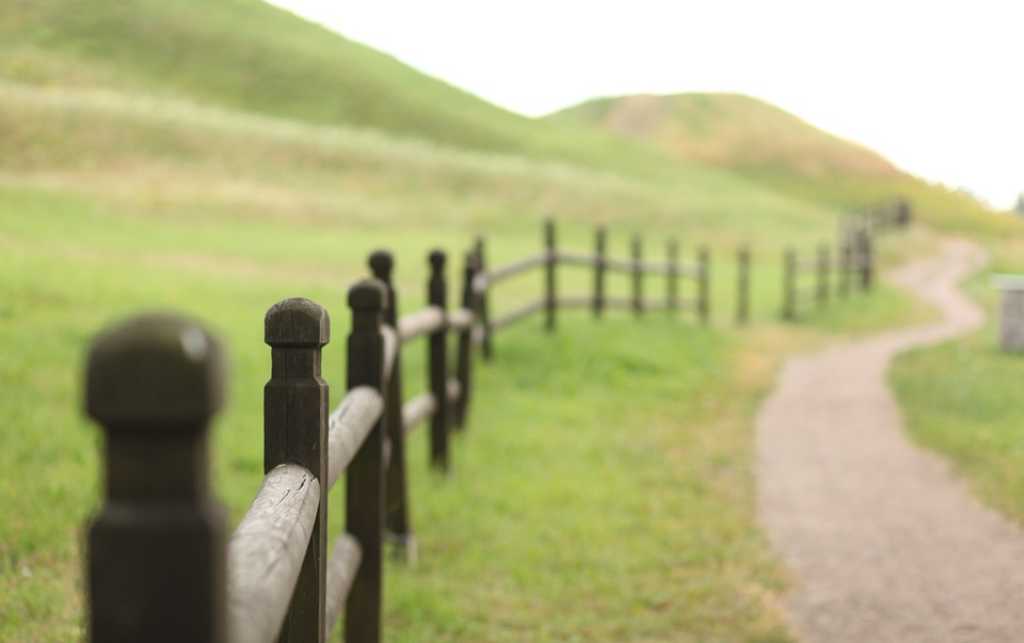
left=756, top=239, right=1024, bottom=643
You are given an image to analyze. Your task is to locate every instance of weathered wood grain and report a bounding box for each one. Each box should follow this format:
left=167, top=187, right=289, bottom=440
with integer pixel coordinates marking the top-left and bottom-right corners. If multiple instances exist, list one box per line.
left=326, top=387, right=384, bottom=491
left=324, top=535, right=362, bottom=636
left=227, top=464, right=320, bottom=643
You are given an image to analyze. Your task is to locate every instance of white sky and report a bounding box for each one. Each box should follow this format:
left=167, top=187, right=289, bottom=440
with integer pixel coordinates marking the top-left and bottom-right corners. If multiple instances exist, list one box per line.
left=270, top=1, right=1022, bottom=209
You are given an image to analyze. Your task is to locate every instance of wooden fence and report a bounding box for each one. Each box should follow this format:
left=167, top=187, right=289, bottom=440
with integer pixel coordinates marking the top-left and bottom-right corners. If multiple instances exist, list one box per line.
left=81, top=201, right=910, bottom=643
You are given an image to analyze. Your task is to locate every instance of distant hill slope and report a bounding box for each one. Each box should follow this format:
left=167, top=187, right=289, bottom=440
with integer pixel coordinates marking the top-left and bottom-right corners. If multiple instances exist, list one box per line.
left=548, top=93, right=899, bottom=178
left=0, top=0, right=696, bottom=180
left=551, top=92, right=1012, bottom=234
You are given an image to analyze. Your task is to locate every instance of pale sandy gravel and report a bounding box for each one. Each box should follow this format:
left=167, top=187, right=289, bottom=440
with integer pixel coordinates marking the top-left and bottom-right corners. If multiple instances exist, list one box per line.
left=756, top=238, right=1024, bottom=643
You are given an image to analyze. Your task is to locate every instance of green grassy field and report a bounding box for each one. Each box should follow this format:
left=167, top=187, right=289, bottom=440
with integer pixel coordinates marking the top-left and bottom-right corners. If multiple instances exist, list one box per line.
left=0, top=0, right=1007, bottom=640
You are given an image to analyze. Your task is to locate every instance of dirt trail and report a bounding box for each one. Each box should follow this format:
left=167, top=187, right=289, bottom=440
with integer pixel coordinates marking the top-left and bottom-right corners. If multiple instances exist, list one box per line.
left=757, top=239, right=1024, bottom=643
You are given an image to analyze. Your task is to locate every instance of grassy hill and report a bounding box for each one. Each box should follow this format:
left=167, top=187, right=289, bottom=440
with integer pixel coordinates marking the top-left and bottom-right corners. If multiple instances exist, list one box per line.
left=0, top=1, right=1013, bottom=641
left=550, top=92, right=898, bottom=177
left=552, top=92, right=1015, bottom=236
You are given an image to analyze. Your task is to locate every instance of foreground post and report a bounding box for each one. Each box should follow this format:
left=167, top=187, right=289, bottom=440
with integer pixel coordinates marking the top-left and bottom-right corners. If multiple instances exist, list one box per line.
left=816, top=244, right=830, bottom=307
left=454, top=250, right=477, bottom=429
left=427, top=250, right=450, bottom=471
left=344, top=280, right=387, bottom=643
left=697, top=245, right=710, bottom=324
left=737, top=245, right=750, bottom=325
left=782, top=248, right=796, bottom=320
left=593, top=226, right=606, bottom=318
left=85, top=313, right=227, bottom=643
left=265, top=298, right=330, bottom=642
left=632, top=234, right=644, bottom=316
left=544, top=219, right=557, bottom=332
left=667, top=239, right=679, bottom=314
left=369, top=251, right=413, bottom=555
left=475, top=237, right=493, bottom=361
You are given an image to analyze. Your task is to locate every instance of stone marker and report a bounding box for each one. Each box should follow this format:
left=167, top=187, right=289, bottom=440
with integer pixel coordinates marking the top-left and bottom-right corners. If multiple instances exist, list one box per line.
left=995, top=275, right=1024, bottom=351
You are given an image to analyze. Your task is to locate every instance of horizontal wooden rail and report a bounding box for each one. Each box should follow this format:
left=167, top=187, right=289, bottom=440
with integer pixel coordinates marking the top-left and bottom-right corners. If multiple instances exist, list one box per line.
left=397, top=306, right=444, bottom=343
left=381, top=325, right=398, bottom=383
left=448, top=307, right=474, bottom=331
left=475, top=254, right=547, bottom=291
left=602, top=256, right=636, bottom=273
left=402, top=393, right=437, bottom=434
left=326, top=387, right=384, bottom=490
left=491, top=300, right=545, bottom=331
left=557, top=296, right=592, bottom=309
left=227, top=464, right=320, bottom=643
left=556, top=251, right=599, bottom=268
left=324, top=535, right=362, bottom=636
left=446, top=378, right=461, bottom=403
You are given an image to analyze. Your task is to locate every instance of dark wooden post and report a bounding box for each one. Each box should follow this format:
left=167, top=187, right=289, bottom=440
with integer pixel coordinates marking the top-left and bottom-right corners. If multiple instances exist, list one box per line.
left=544, top=219, right=557, bottom=332
left=344, top=279, right=387, bottom=643
left=816, top=244, right=830, bottom=307
left=427, top=250, right=450, bottom=471
left=632, top=235, right=644, bottom=316
left=897, top=199, right=912, bottom=227
left=369, top=251, right=413, bottom=556
left=697, top=245, right=710, bottom=325
left=782, top=248, right=797, bottom=320
left=858, top=228, right=874, bottom=291
left=454, top=250, right=477, bottom=430
left=593, top=226, right=606, bottom=318
left=85, top=313, right=227, bottom=643
left=737, top=244, right=750, bottom=325
left=264, top=298, right=330, bottom=643
left=838, top=237, right=851, bottom=298
left=667, top=239, right=679, bottom=314
left=474, top=237, right=493, bottom=361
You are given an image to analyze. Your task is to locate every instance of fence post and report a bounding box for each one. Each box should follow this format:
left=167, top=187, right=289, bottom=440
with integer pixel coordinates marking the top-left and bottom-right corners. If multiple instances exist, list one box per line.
left=369, top=251, right=414, bottom=558
left=898, top=199, right=912, bottom=227
left=782, top=248, right=796, bottom=320
left=593, top=226, right=606, bottom=318
left=544, top=219, right=557, bottom=332
left=344, top=279, right=387, bottom=643
left=697, top=245, right=710, bottom=325
left=838, top=236, right=851, bottom=298
left=632, top=235, right=644, bottom=316
left=816, top=244, right=830, bottom=307
left=737, top=244, right=750, bottom=325
left=858, top=228, right=874, bottom=291
left=667, top=239, right=679, bottom=314
left=474, top=237, right=493, bottom=361
left=454, top=249, right=477, bottom=430
left=84, top=313, right=227, bottom=643
left=427, top=250, right=450, bottom=471
left=264, top=298, right=330, bottom=642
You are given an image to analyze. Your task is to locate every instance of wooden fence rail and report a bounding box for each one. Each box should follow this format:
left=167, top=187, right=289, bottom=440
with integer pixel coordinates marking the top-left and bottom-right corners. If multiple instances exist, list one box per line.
left=82, top=200, right=910, bottom=642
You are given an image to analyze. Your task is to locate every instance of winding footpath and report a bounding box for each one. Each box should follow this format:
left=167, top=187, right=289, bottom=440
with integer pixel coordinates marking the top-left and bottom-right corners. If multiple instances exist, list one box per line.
left=757, top=239, right=1024, bottom=642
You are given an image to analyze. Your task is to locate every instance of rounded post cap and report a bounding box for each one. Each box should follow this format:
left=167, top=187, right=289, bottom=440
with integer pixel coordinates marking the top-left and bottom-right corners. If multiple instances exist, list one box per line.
left=86, top=312, right=225, bottom=428
left=428, top=249, right=446, bottom=271
left=348, top=278, right=387, bottom=312
left=368, top=250, right=394, bottom=281
left=265, top=297, right=330, bottom=347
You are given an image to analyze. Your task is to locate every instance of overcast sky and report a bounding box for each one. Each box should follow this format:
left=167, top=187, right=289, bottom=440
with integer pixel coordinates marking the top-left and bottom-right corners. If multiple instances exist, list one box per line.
left=270, top=1, right=1021, bottom=209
